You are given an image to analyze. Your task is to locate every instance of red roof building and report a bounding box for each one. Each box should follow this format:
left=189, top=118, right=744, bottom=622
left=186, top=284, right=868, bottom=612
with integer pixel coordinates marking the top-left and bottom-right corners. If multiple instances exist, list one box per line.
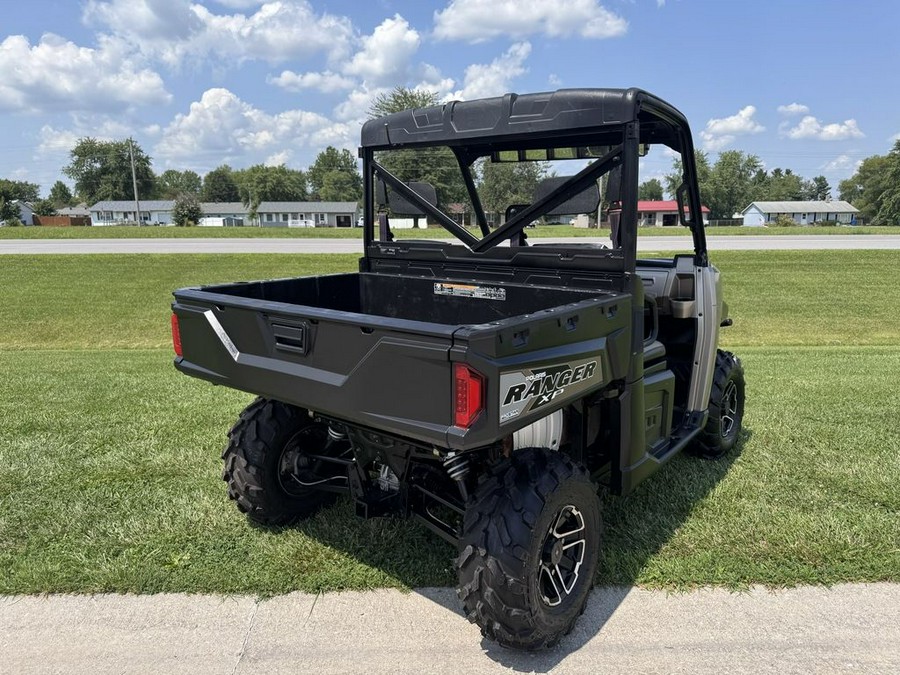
left=636, top=200, right=710, bottom=227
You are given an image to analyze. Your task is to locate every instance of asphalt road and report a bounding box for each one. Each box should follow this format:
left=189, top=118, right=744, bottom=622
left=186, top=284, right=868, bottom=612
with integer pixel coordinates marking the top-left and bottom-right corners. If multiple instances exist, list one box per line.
left=2, top=584, right=897, bottom=674
left=2, top=235, right=900, bottom=254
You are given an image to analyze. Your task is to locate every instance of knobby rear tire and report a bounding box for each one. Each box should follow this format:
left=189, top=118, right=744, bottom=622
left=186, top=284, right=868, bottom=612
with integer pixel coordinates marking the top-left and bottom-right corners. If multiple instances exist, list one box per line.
left=222, top=397, right=337, bottom=526
left=456, top=447, right=601, bottom=650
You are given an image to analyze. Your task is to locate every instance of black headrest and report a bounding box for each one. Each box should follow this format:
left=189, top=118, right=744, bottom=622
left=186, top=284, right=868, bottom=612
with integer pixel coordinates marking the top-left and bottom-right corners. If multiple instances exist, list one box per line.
left=533, top=177, right=601, bottom=216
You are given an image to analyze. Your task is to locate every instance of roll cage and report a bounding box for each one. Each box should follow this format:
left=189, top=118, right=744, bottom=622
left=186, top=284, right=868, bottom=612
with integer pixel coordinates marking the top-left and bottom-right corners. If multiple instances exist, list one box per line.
left=359, top=87, right=708, bottom=268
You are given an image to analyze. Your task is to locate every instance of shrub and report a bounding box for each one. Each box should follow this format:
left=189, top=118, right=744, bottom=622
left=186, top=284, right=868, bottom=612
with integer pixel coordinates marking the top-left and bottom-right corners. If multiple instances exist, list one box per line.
left=4, top=217, right=24, bottom=227
left=813, top=219, right=839, bottom=227
left=172, top=193, right=202, bottom=227
left=769, top=215, right=797, bottom=227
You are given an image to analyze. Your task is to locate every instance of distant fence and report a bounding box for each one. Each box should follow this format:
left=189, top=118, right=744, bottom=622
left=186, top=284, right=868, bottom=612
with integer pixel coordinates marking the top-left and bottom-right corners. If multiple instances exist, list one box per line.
left=33, top=215, right=91, bottom=227
left=707, top=219, right=742, bottom=227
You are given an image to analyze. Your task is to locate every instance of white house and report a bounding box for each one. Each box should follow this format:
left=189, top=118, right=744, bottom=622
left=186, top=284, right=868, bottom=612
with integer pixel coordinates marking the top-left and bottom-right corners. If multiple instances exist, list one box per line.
left=254, top=202, right=359, bottom=228
left=637, top=200, right=710, bottom=227
left=8, top=200, right=35, bottom=225
left=199, top=202, right=247, bottom=227
left=57, top=204, right=91, bottom=217
left=90, top=200, right=176, bottom=225
left=741, top=201, right=859, bottom=226
left=89, top=200, right=359, bottom=227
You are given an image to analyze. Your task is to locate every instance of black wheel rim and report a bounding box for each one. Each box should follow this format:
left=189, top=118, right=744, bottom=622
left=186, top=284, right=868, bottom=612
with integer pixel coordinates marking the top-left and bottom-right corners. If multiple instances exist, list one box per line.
left=277, top=426, right=347, bottom=497
left=721, top=380, right=739, bottom=439
left=538, top=505, right=586, bottom=608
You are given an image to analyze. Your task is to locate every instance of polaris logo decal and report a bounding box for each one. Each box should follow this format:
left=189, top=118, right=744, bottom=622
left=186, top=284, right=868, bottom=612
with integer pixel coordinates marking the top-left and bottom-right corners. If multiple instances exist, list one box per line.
left=499, top=359, right=600, bottom=424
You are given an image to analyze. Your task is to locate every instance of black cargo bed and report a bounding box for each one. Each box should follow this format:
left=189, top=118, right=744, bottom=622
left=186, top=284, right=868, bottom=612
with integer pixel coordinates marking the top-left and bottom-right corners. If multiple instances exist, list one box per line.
left=173, top=272, right=623, bottom=448
left=198, top=272, right=601, bottom=327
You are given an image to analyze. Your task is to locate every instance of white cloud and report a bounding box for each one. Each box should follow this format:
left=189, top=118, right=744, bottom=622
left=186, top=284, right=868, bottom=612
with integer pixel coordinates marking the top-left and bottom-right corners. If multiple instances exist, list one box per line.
left=657, top=0, right=665, bottom=6
left=37, top=126, right=81, bottom=154
left=83, top=0, right=201, bottom=41
left=821, top=154, right=853, bottom=172
left=333, top=85, right=391, bottom=123
left=0, top=33, right=170, bottom=113
left=699, top=105, right=765, bottom=151
left=343, top=15, right=421, bottom=85
left=777, top=102, right=809, bottom=116
left=37, top=115, right=144, bottom=155
left=784, top=116, right=864, bottom=141
left=449, top=42, right=531, bottom=100
left=264, top=150, right=291, bottom=166
left=413, top=63, right=455, bottom=95
left=890, top=132, right=900, bottom=142
left=268, top=70, right=355, bottom=93
left=155, top=88, right=352, bottom=170
left=433, top=0, right=627, bottom=42
left=548, top=73, right=562, bottom=87
left=211, top=0, right=266, bottom=8
left=85, top=0, right=354, bottom=66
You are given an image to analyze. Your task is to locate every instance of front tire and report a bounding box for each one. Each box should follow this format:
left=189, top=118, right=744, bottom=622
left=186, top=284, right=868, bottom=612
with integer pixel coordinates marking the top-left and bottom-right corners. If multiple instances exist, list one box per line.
left=691, top=350, right=745, bottom=459
left=222, top=398, right=346, bottom=526
left=456, top=448, right=601, bottom=650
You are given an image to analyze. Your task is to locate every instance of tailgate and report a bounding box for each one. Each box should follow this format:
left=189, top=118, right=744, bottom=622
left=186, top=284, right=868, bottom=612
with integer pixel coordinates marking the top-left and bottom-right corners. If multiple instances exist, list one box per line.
left=172, top=287, right=455, bottom=445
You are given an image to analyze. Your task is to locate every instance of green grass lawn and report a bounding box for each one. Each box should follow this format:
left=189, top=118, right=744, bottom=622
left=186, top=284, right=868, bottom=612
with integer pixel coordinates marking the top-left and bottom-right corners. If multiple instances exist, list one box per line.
left=2, top=251, right=896, bottom=350
left=0, top=251, right=898, bottom=594
left=2, top=224, right=899, bottom=239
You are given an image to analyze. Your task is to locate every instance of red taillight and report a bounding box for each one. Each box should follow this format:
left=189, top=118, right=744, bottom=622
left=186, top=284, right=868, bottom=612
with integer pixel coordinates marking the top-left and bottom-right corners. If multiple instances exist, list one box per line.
left=454, top=363, right=485, bottom=428
left=171, top=313, right=183, bottom=357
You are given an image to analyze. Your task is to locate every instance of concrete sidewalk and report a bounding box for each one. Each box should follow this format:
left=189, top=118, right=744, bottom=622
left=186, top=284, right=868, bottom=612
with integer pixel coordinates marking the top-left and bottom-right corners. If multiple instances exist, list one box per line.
left=2, top=584, right=898, bottom=674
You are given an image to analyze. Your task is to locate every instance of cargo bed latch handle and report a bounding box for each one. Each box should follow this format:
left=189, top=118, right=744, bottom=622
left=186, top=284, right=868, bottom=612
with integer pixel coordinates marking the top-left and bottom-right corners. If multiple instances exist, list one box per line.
left=272, top=322, right=310, bottom=356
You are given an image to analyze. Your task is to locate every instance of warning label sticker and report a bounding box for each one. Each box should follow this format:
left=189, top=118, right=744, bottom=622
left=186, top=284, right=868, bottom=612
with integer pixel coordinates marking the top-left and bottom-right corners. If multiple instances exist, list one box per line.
left=434, top=282, right=506, bottom=301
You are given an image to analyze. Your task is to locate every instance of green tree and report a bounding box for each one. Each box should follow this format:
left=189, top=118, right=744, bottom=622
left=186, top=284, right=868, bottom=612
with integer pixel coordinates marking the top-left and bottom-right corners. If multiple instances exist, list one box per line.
left=872, top=141, right=900, bottom=224
left=638, top=178, right=664, bottom=201
left=368, top=87, right=467, bottom=206
left=48, top=181, right=74, bottom=208
left=0, top=179, right=40, bottom=203
left=233, top=164, right=308, bottom=202
left=157, top=170, right=201, bottom=199
left=664, top=150, right=711, bottom=201
left=62, top=138, right=156, bottom=205
left=755, top=168, right=804, bottom=201
left=0, top=198, right=20, bottom=223
left=32, top=199, right=57, bottom=216
left=308, top=147, right=361, bottom=201
left=320, top=171, right=361, bottom=202
left=201, top=165, right=240, bottom=202
left=0, top=180, right=40, bottom=224
left=838, top=143, right=900, bottom=224
left=704, top=151, right=763, bottom=218
left=803, top=175, right=831, bottom=201
left=232, top=164, right=308, bottom=222
left=172, top=193, right=202, bottom=226
left=479, top=161, right=548, bottom=218
left=368, top=86, right=439, bottom=118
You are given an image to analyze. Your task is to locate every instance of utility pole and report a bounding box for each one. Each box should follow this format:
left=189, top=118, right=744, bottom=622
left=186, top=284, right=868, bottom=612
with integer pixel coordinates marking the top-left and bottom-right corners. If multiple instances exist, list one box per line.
left=129, top=138, right=142, bottom=226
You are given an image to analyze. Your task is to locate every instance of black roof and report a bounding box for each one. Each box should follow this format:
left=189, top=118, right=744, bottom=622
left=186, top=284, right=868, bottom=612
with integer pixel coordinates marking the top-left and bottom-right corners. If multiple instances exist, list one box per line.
left=360, top=88, right=691, bottom=150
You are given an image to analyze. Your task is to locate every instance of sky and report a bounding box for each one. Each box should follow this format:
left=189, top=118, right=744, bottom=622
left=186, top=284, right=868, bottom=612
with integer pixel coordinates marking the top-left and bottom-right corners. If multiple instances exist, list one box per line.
left=2, top=0, right=899, bottom=197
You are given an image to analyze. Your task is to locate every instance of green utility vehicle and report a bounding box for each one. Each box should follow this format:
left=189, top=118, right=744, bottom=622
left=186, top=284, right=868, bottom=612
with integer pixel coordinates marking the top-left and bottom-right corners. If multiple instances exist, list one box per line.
left=172, top=88, right=745, bottom=649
